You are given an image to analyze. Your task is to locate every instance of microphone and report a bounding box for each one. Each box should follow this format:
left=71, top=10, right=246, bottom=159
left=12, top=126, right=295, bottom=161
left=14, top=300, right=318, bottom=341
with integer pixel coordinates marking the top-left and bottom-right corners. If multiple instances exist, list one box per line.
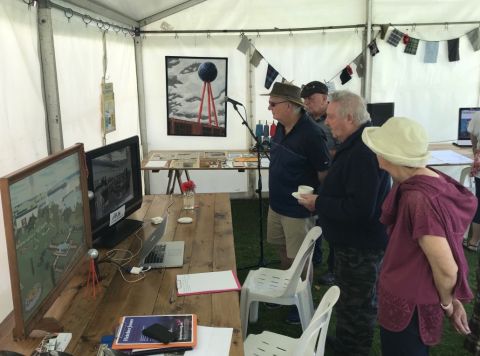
left=225, top=96, right=244, bottom=107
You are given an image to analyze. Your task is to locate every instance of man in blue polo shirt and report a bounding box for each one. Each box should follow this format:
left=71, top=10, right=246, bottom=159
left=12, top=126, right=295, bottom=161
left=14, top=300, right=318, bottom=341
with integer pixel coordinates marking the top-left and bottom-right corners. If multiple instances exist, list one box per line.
left=264, top=82, right=330, bottom=272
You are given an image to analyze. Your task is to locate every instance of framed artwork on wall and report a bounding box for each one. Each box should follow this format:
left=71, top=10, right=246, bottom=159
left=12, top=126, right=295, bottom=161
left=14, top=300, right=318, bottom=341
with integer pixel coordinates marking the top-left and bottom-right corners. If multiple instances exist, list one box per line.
left=0, top=144, right=91, bottom=338
left=165, top=56, right=228, bottom=137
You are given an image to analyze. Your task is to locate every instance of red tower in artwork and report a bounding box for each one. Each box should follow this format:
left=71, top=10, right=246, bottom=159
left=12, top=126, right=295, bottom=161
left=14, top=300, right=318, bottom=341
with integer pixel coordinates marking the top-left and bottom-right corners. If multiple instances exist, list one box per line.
left=197, top=62, right=219, bottom=127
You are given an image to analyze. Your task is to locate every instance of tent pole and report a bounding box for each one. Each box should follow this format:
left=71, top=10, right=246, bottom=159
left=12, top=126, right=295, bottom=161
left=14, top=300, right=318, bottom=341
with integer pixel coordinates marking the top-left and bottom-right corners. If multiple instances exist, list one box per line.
left=134, top=31, right=150, bottom=195
left=38, top=0, right=63, bottom=154
left=246, top=43, right=256, bottom=199
left=364, top=0, right=373, bottom=103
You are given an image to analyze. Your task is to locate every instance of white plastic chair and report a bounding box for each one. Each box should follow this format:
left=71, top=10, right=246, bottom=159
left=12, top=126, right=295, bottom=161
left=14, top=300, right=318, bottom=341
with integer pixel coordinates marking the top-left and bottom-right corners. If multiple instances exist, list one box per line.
left=240, top=226, right=322, bottom=339
left=460, top=166, right=474, bottom=191
left=460, top=166, right=474, bottom=241
left=244, top=285, right=340, bottom=356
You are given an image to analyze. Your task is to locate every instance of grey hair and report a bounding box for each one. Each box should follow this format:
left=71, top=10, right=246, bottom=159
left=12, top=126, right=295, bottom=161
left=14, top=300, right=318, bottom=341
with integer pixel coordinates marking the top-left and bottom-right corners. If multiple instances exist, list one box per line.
left=329, top=90, right=371, bottom=125
left=291, top=104, right=302, bottom=115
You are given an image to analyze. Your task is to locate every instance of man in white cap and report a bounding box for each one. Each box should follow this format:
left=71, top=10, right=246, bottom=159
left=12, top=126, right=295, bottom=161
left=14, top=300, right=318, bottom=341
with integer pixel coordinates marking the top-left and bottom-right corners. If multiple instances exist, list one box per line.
left=299, top=90, right=390, bottom=355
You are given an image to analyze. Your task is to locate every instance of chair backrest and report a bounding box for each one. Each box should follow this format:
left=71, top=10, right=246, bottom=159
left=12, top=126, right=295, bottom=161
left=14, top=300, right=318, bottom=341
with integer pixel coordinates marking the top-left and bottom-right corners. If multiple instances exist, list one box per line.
left=283, top=226, right=322, bottom=297
left=460, top=166, right=474, bottom=191
left=296, top=285, right=340, bottom=356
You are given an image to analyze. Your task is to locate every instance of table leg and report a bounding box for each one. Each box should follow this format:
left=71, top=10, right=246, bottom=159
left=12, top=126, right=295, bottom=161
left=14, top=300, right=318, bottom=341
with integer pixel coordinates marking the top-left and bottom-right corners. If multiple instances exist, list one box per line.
left=166, top=170, right=174, bottom=194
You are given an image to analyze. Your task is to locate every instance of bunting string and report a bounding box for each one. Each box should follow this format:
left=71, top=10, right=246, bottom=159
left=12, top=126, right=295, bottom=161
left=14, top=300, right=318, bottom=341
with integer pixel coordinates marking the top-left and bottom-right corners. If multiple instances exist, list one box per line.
left=236, top=24, right=480, bottom=91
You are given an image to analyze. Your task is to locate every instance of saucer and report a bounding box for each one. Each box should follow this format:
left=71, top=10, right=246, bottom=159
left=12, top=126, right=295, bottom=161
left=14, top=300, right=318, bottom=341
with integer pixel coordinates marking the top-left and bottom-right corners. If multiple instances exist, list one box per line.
left=151, top=216, right=164, bottom=225
left=292, top=192, right=304, bottom=200
left=177, top=217, right=193, bottom=224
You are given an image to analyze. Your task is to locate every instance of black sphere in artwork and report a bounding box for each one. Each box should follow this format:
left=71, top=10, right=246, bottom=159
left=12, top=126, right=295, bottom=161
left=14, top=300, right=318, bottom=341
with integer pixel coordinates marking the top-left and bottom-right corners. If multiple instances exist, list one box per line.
left=198, top=62, right=218, bottom=82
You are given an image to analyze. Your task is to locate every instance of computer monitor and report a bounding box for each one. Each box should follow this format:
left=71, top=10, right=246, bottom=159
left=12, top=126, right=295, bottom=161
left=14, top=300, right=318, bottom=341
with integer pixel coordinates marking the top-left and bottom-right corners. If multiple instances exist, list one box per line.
left=85, top=136, right=143, bottom=248
left=366, top=102, right=395, bottom=127
left=458, top=107, right=480, bottom=141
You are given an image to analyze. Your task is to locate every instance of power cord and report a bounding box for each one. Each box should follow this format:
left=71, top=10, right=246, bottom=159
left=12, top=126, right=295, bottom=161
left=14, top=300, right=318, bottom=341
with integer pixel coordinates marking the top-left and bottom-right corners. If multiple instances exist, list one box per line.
left=98, top=231, right=149, bottom=283
left=97, top=198, right=174, bottom=283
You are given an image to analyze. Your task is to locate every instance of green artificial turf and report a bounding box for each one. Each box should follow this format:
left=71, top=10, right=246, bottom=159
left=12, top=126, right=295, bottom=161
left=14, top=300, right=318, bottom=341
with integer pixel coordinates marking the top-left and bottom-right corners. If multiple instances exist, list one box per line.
left=231, top=198, right=478, bottom=356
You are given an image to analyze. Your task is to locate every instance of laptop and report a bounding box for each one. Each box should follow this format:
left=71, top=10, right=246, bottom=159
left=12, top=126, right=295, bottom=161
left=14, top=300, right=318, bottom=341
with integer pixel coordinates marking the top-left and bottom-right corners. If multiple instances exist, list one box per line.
left=138, top=216, right=185, bottom=269
left=453, top=107, right=480, bottom=147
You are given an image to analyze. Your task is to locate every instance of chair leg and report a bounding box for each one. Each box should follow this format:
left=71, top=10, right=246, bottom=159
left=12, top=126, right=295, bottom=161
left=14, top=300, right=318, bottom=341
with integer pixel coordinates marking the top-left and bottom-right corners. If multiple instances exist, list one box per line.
left=297, top=289, right=314, bottom=331
left=306, top=287, right=314, bottom=320
left=240, top=288, right=249, bottom=340
left=249, top=301, right=259, bottom=323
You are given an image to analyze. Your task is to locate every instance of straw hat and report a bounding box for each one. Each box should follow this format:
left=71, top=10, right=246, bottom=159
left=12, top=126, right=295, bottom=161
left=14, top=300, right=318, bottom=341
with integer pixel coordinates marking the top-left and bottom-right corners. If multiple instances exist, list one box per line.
left=361, top=117, right=430, bottom=167
left=261, top=82, right=305, bottom=107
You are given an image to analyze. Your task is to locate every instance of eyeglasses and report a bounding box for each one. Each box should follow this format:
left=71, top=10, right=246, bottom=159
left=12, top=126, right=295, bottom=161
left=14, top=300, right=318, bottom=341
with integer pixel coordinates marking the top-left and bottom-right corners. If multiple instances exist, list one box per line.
left=268, top=100, right=288, bottom=107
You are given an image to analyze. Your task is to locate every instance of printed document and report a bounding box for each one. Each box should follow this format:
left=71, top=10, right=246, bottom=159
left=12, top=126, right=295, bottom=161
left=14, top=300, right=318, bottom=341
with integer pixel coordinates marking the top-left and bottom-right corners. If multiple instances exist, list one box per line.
left=176, top=270, right=241, bottom=296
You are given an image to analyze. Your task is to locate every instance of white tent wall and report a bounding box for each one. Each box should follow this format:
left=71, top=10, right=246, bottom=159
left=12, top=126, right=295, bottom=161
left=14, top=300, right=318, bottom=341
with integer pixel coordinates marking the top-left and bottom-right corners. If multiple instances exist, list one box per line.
left=0, top=1, right=48, bottom=323
left=52, top=6, right=140, bottom=150
left=372, top=0, right=480, bottom=141
left=373, top=0, right=480, bottom=24
left=251, top=30, right=363, bottom=119
left=142, top=30, right=364, bottom=194
left=371, top=27, right=480, bottom=142
left=143, top=35, right=251, bottom=194
left=0, top=1, right=141, bottom=323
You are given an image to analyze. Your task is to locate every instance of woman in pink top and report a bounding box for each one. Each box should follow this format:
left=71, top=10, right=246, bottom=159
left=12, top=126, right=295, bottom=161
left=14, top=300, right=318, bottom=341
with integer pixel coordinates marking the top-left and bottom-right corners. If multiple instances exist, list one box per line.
left=361, top=117, right=476, bottom=355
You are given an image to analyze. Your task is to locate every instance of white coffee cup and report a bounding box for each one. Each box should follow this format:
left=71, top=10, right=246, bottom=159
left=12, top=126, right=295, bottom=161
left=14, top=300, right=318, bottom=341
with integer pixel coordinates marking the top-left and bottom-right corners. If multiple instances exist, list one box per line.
left=297, top=185, right=314, bottom=195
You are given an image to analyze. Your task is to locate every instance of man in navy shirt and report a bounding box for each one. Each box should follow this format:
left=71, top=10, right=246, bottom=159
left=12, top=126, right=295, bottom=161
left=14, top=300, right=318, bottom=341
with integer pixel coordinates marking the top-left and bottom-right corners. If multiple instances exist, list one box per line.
left=264, top=82, right=330, bottom=271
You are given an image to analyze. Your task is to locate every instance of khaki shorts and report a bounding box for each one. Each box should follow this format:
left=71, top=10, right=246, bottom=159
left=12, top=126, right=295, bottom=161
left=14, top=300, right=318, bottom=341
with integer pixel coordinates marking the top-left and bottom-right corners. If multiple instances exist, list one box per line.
left=267, top=207, right=315, bottom=259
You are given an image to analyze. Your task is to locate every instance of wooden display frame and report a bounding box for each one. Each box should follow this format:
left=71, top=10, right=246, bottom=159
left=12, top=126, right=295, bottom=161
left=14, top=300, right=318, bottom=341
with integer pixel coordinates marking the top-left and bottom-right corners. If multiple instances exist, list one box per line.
left=0, top=144, right=92, bottom=339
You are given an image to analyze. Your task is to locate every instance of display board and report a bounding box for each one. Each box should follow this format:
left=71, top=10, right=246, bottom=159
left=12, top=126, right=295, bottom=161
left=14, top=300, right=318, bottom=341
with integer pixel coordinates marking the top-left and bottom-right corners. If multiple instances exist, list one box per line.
left=0, top=144, right=91, bottom=338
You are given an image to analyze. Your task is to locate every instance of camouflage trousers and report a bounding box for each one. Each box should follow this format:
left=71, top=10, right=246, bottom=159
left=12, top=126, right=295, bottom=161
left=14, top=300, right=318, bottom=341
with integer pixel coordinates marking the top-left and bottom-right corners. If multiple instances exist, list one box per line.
left=334, top=246, right=384, bottom=356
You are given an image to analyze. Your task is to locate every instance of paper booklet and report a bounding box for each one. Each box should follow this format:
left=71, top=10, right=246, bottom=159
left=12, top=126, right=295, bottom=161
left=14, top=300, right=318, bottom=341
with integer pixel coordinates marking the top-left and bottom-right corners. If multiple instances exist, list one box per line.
left=176, top=270, right=241, bottom=296
left=112, top=314, right=197, bottom=350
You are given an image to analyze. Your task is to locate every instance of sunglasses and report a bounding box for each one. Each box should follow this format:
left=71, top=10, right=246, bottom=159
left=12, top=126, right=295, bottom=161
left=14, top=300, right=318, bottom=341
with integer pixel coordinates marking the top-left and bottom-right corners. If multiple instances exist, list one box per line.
left=268, top=100, right=288, bottom=107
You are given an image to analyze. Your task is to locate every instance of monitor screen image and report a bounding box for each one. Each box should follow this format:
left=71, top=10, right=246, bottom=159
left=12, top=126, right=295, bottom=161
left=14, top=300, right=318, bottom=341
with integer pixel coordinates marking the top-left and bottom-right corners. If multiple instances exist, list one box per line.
left=458, top=107, right=480, bottom=140
left=0, top=144, right=91, bottom=338
left=86, top=136, right=143, bottom=248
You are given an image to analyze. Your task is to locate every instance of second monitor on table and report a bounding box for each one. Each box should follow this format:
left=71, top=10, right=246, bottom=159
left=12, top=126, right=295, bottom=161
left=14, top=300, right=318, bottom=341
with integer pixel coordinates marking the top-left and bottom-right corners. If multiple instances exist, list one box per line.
left=85, top=135, right=143, bottom=248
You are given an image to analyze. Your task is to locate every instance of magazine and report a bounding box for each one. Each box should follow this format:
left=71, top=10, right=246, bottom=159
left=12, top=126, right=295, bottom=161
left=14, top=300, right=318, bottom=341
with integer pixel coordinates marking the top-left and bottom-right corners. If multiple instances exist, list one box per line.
left=112, top=314, right=197, bottom=350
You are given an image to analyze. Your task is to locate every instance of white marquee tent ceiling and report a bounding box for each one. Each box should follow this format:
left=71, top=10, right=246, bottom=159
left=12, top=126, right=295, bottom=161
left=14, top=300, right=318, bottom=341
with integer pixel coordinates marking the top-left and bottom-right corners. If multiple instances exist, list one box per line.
left=61, top=0, right=206, bottom=27
left=61, top=0, right=480, bottom=31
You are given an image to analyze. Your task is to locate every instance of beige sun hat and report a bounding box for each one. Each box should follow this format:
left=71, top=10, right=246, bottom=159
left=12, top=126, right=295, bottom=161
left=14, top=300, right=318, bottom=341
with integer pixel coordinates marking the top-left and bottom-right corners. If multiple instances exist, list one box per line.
left=361, top=117, right=430, bottom=167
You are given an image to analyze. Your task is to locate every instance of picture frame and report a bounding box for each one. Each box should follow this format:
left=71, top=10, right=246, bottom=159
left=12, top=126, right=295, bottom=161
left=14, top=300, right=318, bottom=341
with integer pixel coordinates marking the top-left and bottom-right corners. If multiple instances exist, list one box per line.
left=165, top=56, right=228, bottom=137
left=0, top=144, right=91, bottom=339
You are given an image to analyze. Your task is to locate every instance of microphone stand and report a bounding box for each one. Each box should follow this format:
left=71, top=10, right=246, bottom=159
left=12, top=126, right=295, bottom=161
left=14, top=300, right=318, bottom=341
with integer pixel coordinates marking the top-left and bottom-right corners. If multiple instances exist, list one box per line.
left=230, top=102, right=271, bottom=270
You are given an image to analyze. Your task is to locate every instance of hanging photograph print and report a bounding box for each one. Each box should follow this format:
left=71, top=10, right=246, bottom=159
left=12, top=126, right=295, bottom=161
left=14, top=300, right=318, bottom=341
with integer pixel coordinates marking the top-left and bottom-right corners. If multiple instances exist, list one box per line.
left=101, top=82, right=116, bottom=133
left=166, top=56, right=228, bottom=137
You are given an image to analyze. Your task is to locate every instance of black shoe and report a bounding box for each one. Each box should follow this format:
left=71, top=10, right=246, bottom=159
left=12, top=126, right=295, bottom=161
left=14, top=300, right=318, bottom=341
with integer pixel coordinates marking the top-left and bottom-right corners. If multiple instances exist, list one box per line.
left=285, top=307, right=301, bottom=325
left=264, top=302, right=282, bottom=309
left=318, top=272, right=335, bottom=286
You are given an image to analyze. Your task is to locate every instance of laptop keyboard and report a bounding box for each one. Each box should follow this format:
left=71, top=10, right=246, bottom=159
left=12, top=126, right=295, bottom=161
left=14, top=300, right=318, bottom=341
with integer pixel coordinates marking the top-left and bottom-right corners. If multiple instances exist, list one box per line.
left=145, top=244, right=166, bottom=264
